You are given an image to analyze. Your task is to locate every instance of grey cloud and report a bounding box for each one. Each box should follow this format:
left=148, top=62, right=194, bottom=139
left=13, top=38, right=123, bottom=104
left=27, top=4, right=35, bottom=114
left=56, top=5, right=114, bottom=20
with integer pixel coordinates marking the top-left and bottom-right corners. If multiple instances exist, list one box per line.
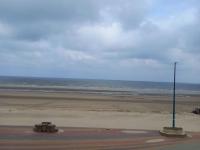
left=13, top=22, right=65, bottom=41
left=0, top=0, right=99, bottom=23
left=99, top=0, right=151, bottom=29
left=0, top=0, right=152, bottom=41
left=0, top=0, right=101, bottom=41
left=178, top=21, right=200, bottom=53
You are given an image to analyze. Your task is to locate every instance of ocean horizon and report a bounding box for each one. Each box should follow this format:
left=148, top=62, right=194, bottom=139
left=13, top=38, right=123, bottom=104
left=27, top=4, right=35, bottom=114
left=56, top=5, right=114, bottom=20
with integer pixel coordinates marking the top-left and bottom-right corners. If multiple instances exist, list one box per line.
left=0, top=76, right=199, bottom=96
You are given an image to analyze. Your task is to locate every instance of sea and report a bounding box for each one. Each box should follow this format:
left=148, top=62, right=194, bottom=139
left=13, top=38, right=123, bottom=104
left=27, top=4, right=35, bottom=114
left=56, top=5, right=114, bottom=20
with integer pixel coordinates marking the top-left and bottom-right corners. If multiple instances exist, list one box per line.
left=0, top=76, right=199, bottom=96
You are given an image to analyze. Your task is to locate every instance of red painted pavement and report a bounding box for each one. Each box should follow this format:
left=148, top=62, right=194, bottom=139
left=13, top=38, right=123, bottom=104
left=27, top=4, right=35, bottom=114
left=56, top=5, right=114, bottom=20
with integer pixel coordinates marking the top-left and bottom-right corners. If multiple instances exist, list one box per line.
left=0, top=126, right=200, bottom=150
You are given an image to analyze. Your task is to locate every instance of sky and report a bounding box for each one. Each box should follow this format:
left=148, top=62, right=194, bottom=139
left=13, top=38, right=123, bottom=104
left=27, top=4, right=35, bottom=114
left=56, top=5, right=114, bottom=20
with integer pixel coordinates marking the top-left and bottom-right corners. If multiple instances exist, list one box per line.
left=0, top=0, right=199, bottom=83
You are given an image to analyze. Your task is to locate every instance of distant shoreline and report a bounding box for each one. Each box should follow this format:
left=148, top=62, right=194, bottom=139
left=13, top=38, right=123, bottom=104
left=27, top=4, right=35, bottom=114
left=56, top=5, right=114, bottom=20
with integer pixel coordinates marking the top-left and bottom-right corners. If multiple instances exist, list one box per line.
left=0, top=75, right=200, bottom=85
left=0, top=85, right=199, bottom=96
left=0, top=76, right=199, bottom=96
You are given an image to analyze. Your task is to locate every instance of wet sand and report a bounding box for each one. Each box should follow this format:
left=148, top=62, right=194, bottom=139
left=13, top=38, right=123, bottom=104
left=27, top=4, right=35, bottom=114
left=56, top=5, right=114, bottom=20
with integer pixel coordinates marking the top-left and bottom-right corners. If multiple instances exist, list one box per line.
left=0, top=89, right=200, bottom=132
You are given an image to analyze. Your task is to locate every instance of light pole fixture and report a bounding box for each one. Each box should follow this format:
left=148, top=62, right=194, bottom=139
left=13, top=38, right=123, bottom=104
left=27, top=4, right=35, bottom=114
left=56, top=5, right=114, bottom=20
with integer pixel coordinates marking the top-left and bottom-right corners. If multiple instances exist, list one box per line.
left=172, top=62, right=177, bottom=128
left=160, top=62, right=186, bottom=137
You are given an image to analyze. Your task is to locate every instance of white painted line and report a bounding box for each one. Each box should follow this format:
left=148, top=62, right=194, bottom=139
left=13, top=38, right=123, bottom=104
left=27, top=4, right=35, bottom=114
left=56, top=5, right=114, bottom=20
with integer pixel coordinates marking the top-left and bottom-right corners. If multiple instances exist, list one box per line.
left=121, top=130, right=148, bottom=134
left=58, top=129, right=64, bottom=133
left=146, top=139, right=165, bottom=143
left=24, top=130, right=34, bottom=134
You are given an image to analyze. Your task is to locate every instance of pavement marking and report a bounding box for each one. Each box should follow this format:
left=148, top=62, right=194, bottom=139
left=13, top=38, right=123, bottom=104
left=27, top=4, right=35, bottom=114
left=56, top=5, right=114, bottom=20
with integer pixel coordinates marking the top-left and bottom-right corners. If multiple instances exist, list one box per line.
left=121, top=130, right=148, bottom=134
left=25, top=130, right=34, bottom=134
left=187, top=134, right=192, bottom=138
left=58, top=129, right=64, bottom=133
left=146, top=138, right=165, bottom=143
left=24, top=129, right=64, bottom=134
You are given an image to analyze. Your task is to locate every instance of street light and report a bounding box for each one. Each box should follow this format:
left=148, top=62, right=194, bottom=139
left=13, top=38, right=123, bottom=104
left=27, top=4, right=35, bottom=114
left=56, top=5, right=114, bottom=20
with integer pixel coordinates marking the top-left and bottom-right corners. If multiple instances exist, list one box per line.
left=172, top=62, right=177, bottom=128
left=159, top=62, right=186, bottom=137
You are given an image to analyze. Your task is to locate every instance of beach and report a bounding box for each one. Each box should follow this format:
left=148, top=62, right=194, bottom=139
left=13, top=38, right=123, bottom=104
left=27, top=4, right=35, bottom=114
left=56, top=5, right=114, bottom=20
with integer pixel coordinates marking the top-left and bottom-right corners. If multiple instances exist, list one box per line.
left=0, top=89, right=199, bottom=132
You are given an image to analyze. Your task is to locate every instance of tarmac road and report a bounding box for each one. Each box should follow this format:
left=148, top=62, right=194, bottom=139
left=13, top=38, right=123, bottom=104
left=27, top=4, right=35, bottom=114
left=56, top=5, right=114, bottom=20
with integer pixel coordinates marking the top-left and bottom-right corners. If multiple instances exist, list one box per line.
left=0, top=125, right=200, bottom=150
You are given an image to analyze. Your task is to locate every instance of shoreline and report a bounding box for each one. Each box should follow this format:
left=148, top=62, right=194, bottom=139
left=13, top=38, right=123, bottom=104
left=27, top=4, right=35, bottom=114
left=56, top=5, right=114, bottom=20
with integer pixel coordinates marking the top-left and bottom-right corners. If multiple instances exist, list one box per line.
left=0, top=85, right=200, bottom=96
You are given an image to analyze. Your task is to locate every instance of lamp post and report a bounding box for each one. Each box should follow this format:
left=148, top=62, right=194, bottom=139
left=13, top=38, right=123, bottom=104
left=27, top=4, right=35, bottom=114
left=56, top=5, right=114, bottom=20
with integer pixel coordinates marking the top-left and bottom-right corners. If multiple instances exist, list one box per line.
left=160, top=62, right=186, bottom=137
left=172, top=62, right=177, bottom=128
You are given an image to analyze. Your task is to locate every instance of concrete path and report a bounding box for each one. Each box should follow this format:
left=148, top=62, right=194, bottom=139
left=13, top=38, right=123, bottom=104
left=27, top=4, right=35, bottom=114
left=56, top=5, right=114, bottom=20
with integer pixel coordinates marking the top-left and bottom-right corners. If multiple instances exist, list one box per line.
left=0, top=126, right=200, bottom=150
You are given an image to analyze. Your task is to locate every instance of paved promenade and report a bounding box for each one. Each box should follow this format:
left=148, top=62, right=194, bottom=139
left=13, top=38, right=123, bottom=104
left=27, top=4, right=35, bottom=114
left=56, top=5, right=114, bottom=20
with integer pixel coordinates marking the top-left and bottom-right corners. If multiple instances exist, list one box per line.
left=0, top=126, right=200, bottom=150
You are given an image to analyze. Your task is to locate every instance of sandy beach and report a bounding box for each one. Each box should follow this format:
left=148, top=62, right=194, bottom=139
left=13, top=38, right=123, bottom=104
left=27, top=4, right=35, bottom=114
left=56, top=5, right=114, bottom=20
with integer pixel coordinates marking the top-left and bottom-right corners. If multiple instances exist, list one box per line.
left=0, top=89, right=200, bottom=132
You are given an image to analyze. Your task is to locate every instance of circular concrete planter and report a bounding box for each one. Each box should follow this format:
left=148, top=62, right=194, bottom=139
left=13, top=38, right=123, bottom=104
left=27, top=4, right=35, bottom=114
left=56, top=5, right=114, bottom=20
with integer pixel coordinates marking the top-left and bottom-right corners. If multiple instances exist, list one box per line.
left=159, top=127, right=187, bottom=137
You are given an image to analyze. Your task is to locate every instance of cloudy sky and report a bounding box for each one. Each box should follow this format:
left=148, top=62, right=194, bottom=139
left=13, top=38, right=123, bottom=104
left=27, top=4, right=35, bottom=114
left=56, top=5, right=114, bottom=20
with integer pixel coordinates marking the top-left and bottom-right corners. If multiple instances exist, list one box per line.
left=0, top=0, right=199, bottom=83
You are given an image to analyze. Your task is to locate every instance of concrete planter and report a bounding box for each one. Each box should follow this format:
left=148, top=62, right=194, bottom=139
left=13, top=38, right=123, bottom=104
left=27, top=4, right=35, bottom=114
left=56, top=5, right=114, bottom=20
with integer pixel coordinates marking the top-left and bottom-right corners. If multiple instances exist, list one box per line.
left=159, top=127, right=187, bottom=137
